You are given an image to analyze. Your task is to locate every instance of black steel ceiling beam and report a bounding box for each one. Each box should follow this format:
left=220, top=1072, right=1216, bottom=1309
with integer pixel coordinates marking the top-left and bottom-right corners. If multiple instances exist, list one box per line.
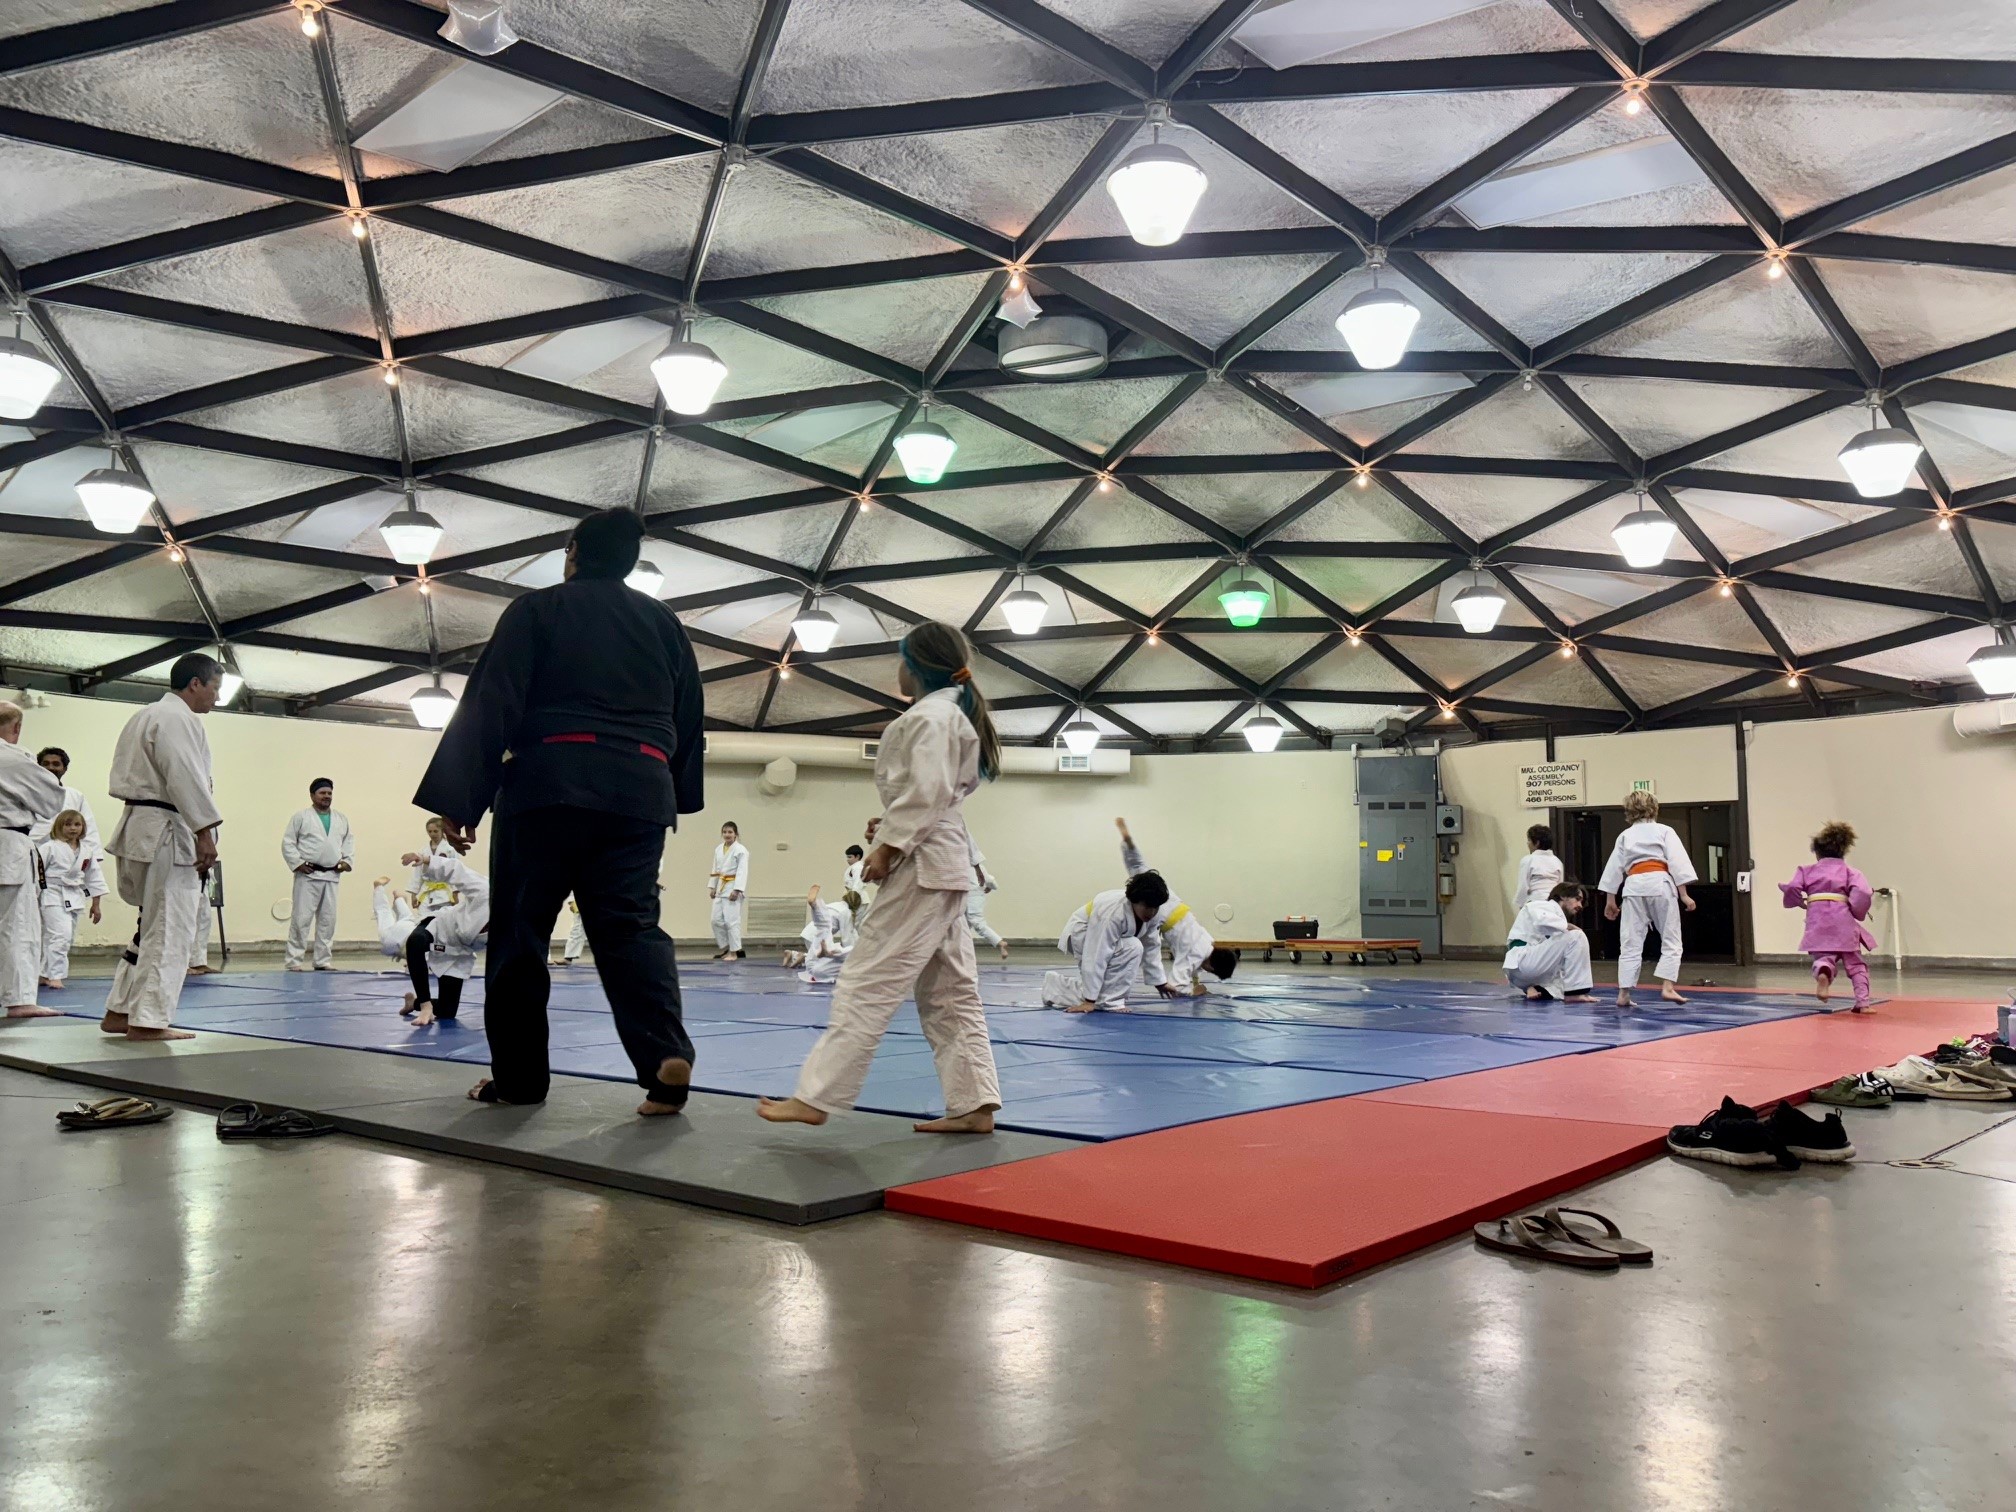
left=1215, top=250, right=1363, bottom=367
left=0, top=105, right=348, bottom=206
left=1644, top=391, right=1861, bottom=479
left=357, top=135, right=716, bottom=212
left=957, top=0, right=1156, bottom=96
left=1787, top=129, right=2016, bottom=248
left=1386, top=250, right=1530, bottom=368
left=764, top=147, right=1017, bottom=260
left=1664, top=54, right=2016, bottom=96
left=1172, top=105, right=1378, bottom=244
left=1159, top=0, right=1269, bottom=93
left=1645, top=87, right=1782, bottom=244
left=1181, top=51, right=1616, bottom=106
left=1533, top=255, right=1758, bottom=368
left=1784, top=258, right=1882, bottom=387
left=1016, top=119, right=1146, bottom=257
left=747, top=83, right=1133, bottom=148
left=1541, top=0, right=1639, bottom=74
left=0, top=0, right=281, bottom=74
left=1640, top=0, right=1802, bottom=75
left=37, top=282, right=381, bottom=359
left=18, top=202, right=333, bottom=293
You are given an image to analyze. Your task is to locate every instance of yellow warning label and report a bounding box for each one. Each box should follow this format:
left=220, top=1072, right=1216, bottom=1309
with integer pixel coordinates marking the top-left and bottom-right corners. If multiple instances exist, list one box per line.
left=1376, top=849, right=1394, bottom=862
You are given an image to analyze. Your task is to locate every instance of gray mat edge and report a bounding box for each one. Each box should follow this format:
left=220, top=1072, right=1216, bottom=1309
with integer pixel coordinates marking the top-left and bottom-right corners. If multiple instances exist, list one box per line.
left=12, top=1046, right=1072, bottom=1227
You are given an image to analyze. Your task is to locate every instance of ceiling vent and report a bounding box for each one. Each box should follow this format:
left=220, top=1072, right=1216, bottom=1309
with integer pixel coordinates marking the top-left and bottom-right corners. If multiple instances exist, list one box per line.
left=1371, top=714, right=1412, bottom=748
left=999, top=315, right=1109, bottom=381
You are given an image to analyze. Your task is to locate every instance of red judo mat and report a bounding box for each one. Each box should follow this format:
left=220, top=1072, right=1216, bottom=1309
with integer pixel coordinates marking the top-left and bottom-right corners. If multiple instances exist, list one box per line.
left=886, top=997, right=1998, bottom=1287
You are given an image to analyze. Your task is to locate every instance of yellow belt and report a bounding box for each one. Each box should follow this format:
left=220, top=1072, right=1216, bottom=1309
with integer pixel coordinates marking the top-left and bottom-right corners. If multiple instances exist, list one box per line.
left=1806, top=892, right=1849, bottom=903
left=1159, top=903, right=1190, bottom=934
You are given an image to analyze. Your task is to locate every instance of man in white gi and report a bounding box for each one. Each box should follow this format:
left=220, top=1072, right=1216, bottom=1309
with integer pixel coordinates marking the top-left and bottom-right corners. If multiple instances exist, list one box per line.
left=1503, top=883, right=1597, bottom=1004
left=282, top=777, right=352, bottom=970
left=0, top=702, right=65, bottom=1016
left=101, top=654, right=224, bottom=1041
left=707, top=820, right=749, bottom=959
left=31, top=746, right=101, bottom=857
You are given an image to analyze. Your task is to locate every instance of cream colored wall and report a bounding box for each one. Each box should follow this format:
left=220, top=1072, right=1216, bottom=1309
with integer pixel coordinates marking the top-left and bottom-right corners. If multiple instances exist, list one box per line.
left=12, top=690, right=1362, bottom=950
left=1748, top=705, right=2015, bottom=963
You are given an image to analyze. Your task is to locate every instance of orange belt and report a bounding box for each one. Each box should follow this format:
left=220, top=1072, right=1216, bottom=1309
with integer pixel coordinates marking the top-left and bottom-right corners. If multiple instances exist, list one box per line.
left=1627, top=860, right=1669, bottom=876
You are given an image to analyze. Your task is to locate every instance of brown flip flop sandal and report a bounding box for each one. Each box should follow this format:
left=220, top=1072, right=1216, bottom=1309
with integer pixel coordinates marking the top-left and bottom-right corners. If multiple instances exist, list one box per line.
left=1472, top=1214, right=1620, bottom=1270
left=1540, top=1207, right=1654, bottom=1265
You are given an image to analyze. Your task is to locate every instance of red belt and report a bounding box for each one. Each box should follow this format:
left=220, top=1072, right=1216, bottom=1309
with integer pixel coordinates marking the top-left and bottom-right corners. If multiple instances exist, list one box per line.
left=543, top=733, right=668, bottom=764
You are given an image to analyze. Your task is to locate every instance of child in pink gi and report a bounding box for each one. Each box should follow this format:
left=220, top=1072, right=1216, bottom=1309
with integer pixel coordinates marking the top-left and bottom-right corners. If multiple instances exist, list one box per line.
left=1779, top=821, right=1876, bottom=1011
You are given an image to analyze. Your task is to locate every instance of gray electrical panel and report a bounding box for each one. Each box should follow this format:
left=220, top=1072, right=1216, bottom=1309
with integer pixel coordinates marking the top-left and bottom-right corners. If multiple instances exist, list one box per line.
left=1357, top=754, right=1441, bottom=955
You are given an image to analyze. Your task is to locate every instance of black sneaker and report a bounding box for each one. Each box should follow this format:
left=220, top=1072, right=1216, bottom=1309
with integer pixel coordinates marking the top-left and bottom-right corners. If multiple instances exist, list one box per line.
left=1667, top=1106, right=1795, bottom=1169
left=1768, top=1102, right=1855, bottom=1163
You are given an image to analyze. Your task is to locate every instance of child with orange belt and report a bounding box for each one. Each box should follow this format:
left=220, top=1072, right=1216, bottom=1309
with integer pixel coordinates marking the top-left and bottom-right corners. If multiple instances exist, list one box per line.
left=1597, top=790, right=1697, bottom=1008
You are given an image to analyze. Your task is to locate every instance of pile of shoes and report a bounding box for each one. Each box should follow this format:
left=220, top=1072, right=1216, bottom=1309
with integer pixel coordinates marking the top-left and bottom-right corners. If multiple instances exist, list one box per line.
left=1667, top=1095, right=1854, bottom=1169
left=1866, top=1038, right=2016, bottom=1102
left=1473, top=1206, right=1653, bottom=1271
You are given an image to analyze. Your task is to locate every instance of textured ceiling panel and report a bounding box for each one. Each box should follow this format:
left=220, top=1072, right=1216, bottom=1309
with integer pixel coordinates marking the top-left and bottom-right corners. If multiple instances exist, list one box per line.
left=1099, top=645, right=1240, bottom=694
left=177, top=368, right=401, bottom=459
left=685, top=500, right=851, bottom=572
left=759, top=0, right=1097, bottom=114
left=397, top=372, right=592, bottom=458
left=1839, top=624, right=1999, bottom=682
left=705, top=161, right=962, bottom=279
left=1161, top=471, right=1330, bottom=539
left=0, top=536, right=100, bottom=589
left=1044, top=488, right=1211, bottom=552
left=854, top=570, right=1002, bottom=628
left=1677, top=88, right=2016, bottom=221
left=1217, top=90, right=1573, bottom=217
left=1593, top=649, right=1741, bottom=708
left=1512, top=567, right=1674, bottom=625
left=1270, top=486, right=1448, bottom=545
left=0, top=13, right=331, bottom=170
left=1422, top=252, right=1714, bottom=347
left=1281, top=558, right=1446, bottom=617
left=1563, top=378, right=1817, bottom=459
left=1586, top=267, right=1842, bottom=365
left=1778, top=526, right=1982, bottom=599
left=1, top=627, right=187, bottom=674
left=829, top=507, right=991, bottom=569
left=1406, top=384, right=1613, bottom=463
left=42, top=303, right=316, bottom=409
left=1131, top=380, right=1329, bottom=457
left=447, top=156, right=716, bottom=279
left=1912, top=402, right=2016, bottom=490
left=1742, top=586, right=1943, bottom=658
left=1284, top=641, right=1425, bottom=695
left=0, top=138, right=276, bottom=268
left=1403, top=474, right=1602, bottom=545
left=1813, top=260, right=2016, bottom=368
left=971, top=375, right=1186, bottom=455
left=645, top=431, right=823, bottom=510
left=368, top=219, right=629, bottom=338
left=1679, top=489, right=1882, bottom=563
left=750, top=274, right=997, bottom=372
left=1615, top=592, right=1776, bottom=656
left=498, top=0, right=764, bottom=114
left=459, top=433, right=651, bottom=509
left=1308, top=0, right=1588, bottom=61
left=11, top=552, right=196, bottom=621
left=1857, top=159, right=2016, bottom=248
left=1697, top=407, right=1884, bottom=485
left=818, top=117, right=1115, bottom=239
left=1730, top=0, right=2016, bottom=60
left=94, top=217, right=377, bottom=338
left=1068, top=253, right=1341, bottom=347
left=1489, top=653, right=1623, bottom=712
left=1520, top=494, right=1706, bottom=561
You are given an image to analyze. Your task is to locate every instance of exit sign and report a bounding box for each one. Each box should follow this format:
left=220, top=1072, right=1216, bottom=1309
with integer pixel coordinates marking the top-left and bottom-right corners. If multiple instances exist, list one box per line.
left=1631, top=778, right=1656, bottom=795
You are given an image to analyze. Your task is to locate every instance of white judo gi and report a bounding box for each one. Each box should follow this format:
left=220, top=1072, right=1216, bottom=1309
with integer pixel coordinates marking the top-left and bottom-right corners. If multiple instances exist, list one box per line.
left=30, top=784, right=100, bottom=856
left=1598, top=820, right=1697, bottom=990
left=1514, top=848, right=1564, bottom=907
left=1502, top=900, right=1593, bottom=998
left=0, top=742, right=64, bottom=1009
left=708, top=840, right=750, bottom=954
left=1045, top=890, right=1170, bottom=1010
left=795, top=896, right=853, bottom=985
left=964, top=864, right=1004, bottom=948
left=103, top=693, right=221, bottom=1030
left=37, top=836, right=106, bottom=982
left=1121, top=834, right=1219, bottom=994
left=790, top=688, right=1000, bottom=1117
left=282, top=805, right=353, bottom=968
left=411, top=840, right=460, bottom=918
left=374, top=850, right=489, bottom=979
left=560, top=897, right=587, bottom=961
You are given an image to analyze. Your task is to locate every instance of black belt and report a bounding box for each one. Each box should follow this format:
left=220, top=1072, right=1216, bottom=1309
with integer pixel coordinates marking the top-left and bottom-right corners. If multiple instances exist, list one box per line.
left=2, top=825, right=26, bottom=836
left=123, top=798, right=178, bottom=812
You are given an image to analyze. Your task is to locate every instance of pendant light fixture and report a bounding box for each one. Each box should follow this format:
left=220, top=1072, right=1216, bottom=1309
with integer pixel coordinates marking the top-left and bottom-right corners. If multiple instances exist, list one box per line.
left=1218, top=567, right=1271, bottom=628
left=1837, top=391, right=1923, bottom=499
left=1611, top=485, right=1677, bottom=569
left=1105, top=103, right=1208, bottom=248
left=378, top=487, right=444, bottom=565
left=1335, top=248, right=1421, bottom=371
left=1000, top=573, right=1048, bottom=636
left=75, top=462, right=156, bottom=533
left=1969, top=632, right=2016, bottom=696
left=894, top=400, right=957, bottom=485
left=625, top=557, right=665, bottom=596
left=1240, top=706, right=1284, bottom=752
left=792, top=598, right=840, bottom=653
left=1060, top=711, right=1101, bottom=755
left=0, top=314, right=63, bottom=419
left=1450, top=565, right=1507, bottom=634
left=650, top=309, right=728, bottom=416
left=410, top=678, right=457, bottom=729
left=439, top=0, right=519, bottom=53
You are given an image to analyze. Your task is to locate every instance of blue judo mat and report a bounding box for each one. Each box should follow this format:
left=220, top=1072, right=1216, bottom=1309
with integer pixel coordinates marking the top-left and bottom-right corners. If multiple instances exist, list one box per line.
left=51, top=965, right=1824, bottom=1140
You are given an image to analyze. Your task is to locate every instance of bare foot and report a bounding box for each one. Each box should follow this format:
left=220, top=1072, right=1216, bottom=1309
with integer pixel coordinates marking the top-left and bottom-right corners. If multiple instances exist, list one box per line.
left=100, top=1011, right=129, bottom=1035
left=40, top=977, right=63, bottom=990
left=756, top=1096, right=827, bottom=1125
left=466, top=1078, right=517, bottom=1104
left=638, top=1057, right=691, bottom=1117
left=409, top=1001, right=436, bottom=1027
left=1614, top=994, right=1633, bottom=1009
left=915, top=1106, right=996, bottom=1133
left=1659, top=983, right=1688, bottom=1004
left=5, top=1005, right=60, bottom=1018
left=372, top=875, right=391, bottom=888
left=1562, top=993, right=1599, bottom=1004
left=1815, top=966, right=1832, bottom=1003
left=399, top=991, right=419, bottom=1019
left=1067, top=1000, right=1100, bottom=1014
left=1523, top=986, right=1545, bottom=1000
left=780, top=950, right=804, bottom=969
left=996, top=941, right=1011, bottom=961
left=125, top=1026, right=195, bottom=1041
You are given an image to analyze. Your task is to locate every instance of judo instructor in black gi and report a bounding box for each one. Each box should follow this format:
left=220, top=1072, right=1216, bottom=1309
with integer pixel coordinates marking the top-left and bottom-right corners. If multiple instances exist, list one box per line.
left=414, top=508, right=705, bottom=1115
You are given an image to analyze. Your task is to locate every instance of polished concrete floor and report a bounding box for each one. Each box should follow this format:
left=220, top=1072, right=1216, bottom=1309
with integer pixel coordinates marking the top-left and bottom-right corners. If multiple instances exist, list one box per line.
left=7, top=958, right=2014, bottom=1511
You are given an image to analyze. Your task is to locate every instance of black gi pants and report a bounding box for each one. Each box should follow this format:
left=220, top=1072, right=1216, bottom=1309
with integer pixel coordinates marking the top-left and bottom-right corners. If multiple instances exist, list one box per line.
left=404, top=922, right=463, bottom=1019
left=483, top=805, right=693, bottom=1103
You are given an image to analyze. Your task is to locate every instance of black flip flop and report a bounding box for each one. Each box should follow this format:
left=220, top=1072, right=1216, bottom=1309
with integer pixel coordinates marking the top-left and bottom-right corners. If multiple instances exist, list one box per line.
left=215, top=1103, right=336, bottom=1140
left=56, top=1096, right=173, bottom=1130
left=1540, top=1207, right=1654, bottom=1264
left=1472, top=1214, right=1620, bottom=1270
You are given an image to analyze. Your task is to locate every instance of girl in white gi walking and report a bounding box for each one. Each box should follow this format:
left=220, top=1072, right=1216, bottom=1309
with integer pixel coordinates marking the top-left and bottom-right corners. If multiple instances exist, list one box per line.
left=1598, top=790, right=1697, bottom=1007
left=708, top=821, right=749, bottom=959
left=758, top=622, right=1003, bottom=1133
left=37, top=810, right=105, bottom=989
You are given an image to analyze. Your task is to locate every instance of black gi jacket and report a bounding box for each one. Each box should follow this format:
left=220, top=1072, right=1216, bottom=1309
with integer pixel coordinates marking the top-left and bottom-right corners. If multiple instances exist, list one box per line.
left=413, top=574, right=705, bottom=828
